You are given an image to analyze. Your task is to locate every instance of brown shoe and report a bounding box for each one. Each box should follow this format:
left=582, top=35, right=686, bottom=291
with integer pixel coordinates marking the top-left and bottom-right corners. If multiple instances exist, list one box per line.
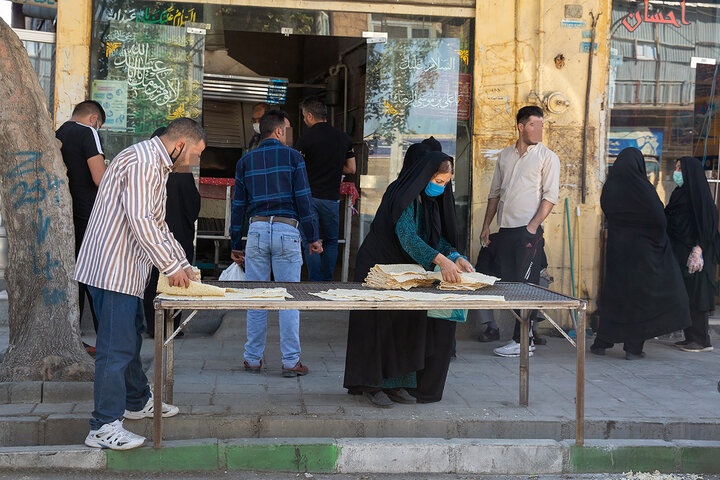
left=282, top=361, right=308, bottom=378
left=244, top=360, right=262, bottom=373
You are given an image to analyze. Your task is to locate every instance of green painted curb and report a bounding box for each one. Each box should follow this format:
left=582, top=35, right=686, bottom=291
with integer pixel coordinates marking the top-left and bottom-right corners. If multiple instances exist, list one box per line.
left=568, top=445, right=678, bottom=473
left=105, top=441, right=219, bottom=472
left=681, top=446, right=720, bottom=473
left=223, top=441, right=340, bottom=473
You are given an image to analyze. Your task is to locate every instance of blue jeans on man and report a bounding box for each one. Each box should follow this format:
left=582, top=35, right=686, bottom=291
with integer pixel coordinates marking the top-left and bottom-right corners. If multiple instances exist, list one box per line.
left=87, top=286, right=150, bottom=430
left=244, top=221, right=303, bottom=368
left=304, top=197, right=340, bottom=281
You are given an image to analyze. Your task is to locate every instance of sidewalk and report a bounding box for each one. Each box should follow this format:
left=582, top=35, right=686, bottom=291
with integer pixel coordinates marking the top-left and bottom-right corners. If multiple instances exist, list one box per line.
left=1, top=309, right=719, bottom=443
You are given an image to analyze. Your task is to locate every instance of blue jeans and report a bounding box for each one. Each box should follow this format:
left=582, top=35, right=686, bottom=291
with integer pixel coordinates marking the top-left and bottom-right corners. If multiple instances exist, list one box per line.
left=304, top=197, right=340, bottom=281
left=87, top=286, right=150, bottom=430
left=244, top=221, right=302, bottom=368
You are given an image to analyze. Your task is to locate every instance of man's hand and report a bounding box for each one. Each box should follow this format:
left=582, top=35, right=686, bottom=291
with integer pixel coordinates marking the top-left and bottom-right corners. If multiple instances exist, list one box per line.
left=308, top=241, right=323, bottom=255
left=231, top=249, right=245, bottom=267
left=184, top=266, right=197, bottom=282
left=526, top=224, right=538, bottom=235
left=455, top=257, right=475, bottom=273
left=480, top=226, right=491, bottom=246
left=168, top=269, right=190, bottom=288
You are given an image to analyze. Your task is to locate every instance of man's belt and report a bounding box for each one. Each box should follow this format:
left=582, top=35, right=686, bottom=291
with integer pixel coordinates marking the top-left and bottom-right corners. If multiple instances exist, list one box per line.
left=249, top=216, right=299, bottom=229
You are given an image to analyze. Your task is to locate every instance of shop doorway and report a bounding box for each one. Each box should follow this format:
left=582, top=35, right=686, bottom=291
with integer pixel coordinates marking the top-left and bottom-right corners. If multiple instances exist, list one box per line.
left=195, top=30, right=367, bottom=280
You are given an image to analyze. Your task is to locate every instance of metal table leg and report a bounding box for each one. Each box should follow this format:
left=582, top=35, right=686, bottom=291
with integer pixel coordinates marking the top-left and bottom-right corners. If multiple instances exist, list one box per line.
left=153, top=308, right=165, bottom=449
left=165, top=310, right=175, bottom=405
left=575, top=308, right=586, bottom=446
left=519, top=310, right=530, bottom=406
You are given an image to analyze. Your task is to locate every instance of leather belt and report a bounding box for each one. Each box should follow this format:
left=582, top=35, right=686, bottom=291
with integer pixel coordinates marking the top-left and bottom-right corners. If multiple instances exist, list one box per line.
left=249, top=215, right=299, bottom=229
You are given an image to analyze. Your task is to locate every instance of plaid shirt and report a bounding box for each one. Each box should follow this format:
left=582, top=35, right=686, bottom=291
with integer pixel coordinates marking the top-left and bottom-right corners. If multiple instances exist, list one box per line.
left=231, top=139, right=318, bottom=250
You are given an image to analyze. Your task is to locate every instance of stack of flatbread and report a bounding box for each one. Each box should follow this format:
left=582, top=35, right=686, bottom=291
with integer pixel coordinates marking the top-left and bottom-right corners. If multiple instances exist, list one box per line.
left=427, top=271, right=500, bottom=291
left=310, top=288, right=504, bottom=303
left=363, top=264, right=435, bottom=290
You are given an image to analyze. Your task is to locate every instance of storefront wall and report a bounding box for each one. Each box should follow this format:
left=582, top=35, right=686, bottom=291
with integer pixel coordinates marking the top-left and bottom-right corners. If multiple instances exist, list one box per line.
left=54, top=0, right=619, bottom=325
left=473, top=0, right=612, bottom=324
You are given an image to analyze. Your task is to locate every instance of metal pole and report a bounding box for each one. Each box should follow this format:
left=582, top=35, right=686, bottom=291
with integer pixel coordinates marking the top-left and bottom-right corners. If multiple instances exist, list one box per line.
left=575, top=307, right=586, bottom=446
left=165, top=310, right=175, bottom=405
left=341, top=194, right=352, bottom=282
left=519, top=310, right=530, bottom=406
left=153, top=307, right=164, bottom=449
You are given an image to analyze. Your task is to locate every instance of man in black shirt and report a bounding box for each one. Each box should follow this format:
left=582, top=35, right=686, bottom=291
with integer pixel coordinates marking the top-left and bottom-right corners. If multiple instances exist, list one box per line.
left=56, top=100, right=106, bottom=337
left=295, top=97, right=355, bottom=281
left=247, top=103, right=268, bottom=151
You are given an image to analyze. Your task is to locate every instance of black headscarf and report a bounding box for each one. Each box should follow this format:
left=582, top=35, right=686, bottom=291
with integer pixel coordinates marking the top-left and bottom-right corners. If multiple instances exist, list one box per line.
left=398, top=137, right=443, bottom=178
left=598, top=147, right=690, bottom=342
left=368, top=150, right=458, bottom=267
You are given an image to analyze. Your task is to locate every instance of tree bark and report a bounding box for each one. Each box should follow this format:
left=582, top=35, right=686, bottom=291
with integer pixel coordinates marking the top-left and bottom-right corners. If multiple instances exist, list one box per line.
left=0, top=19, right=93, bottom=381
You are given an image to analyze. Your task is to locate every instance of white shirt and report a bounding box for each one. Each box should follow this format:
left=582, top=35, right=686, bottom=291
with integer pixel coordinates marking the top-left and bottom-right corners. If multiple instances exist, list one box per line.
left=488, top=142, right=560, bottom=228
left=75, top=136, right=190, bottom=297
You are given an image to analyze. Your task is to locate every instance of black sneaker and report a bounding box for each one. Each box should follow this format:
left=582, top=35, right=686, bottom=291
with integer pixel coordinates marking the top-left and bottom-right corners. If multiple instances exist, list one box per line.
left=478, top=327, right=500, bottom=342
left=385, top=388, right=417, bottom=404
left=679, top=342, right=714, bottom=353
left=625, top=351, right=646, bottom=360
left=362, top=391, right=394, bottom=408
left=674, top=339, right=691, bottom=347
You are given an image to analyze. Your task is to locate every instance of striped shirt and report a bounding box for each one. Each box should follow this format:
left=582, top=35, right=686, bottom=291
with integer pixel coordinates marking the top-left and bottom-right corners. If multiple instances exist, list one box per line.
left=231, top=139, right=317, bottom=250
left=75, top=136, right=190, bottom=297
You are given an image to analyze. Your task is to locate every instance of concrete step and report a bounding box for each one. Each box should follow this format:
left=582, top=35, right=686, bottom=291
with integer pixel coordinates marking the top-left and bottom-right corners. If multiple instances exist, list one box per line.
left=1, top=412, right=719, bottom=448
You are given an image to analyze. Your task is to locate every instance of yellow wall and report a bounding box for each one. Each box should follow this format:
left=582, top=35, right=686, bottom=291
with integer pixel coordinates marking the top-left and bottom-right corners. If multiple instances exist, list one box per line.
left=53, top=0, right=92, bottom=128
left=473, top=0, right=612, bottom=325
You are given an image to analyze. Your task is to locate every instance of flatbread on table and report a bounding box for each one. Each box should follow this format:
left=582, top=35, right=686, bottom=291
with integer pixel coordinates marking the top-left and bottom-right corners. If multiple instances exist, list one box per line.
left=363, top=264, right=434, bottom=290
left=310, top=288, right=505, bottom=303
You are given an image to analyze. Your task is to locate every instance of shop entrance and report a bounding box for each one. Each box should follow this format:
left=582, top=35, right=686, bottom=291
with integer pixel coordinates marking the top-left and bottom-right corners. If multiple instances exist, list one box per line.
left=195, top=30, right=367, bottom=280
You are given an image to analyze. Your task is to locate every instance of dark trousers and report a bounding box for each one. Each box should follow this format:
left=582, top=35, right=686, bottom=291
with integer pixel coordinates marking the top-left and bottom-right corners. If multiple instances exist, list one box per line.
left=74, top=216, right=98, bottom=333
left=685, top=309, right=711, bottom=347
left=411, top=318, right=457, bottom=403
left=591, top=337, right=644, bottom=355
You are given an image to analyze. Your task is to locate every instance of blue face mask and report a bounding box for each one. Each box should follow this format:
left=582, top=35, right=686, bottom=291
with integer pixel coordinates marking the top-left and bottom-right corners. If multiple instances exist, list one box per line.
left=425, top=181, right=446, bottom=197
left=673, top=171, right=684, bottom=188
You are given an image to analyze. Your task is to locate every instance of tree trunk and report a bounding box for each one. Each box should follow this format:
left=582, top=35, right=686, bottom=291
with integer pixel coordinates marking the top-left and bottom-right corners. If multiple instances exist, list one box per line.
left=0, top=19, right=93, bottom=381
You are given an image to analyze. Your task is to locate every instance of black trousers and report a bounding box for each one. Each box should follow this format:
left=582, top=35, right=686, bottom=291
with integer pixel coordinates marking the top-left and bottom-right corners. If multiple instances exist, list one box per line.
left=591, top=337, right=644, bottom=355
left=74, top=216, right=98, bottom=333
left=685, top=309, right=711, bottom=347
left=410, top=318, right=457, bottom=403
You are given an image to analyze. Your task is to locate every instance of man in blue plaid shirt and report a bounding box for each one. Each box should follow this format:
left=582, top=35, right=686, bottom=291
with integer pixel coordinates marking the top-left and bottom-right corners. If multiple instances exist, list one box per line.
left=230, top=110, right=323, bottom=377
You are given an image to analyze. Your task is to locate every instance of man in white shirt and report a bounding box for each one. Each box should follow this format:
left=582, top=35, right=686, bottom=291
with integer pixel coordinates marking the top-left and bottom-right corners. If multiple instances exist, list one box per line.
left=478, top=106, right=560, bottom=357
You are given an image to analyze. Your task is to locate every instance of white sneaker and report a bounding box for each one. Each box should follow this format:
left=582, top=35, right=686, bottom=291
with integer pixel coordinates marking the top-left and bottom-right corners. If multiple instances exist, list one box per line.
left=493, top=340, right=536, bottom=358
left=124, top=394, right=179, bottom=420
left=84, top=419, right=145, bottom=450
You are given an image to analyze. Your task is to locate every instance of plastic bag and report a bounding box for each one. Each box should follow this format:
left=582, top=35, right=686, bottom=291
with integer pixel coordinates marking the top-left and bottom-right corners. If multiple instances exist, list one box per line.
left=219, top=263, right=246, bottom=281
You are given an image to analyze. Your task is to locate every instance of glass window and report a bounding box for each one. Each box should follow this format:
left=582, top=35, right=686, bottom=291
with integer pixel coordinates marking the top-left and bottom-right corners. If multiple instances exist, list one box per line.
left=610, top=0, right=720, bottom=202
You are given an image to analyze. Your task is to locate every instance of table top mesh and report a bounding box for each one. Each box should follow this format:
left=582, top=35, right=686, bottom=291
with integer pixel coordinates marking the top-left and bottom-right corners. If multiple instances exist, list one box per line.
left=155, top=281, right=584, bottom=310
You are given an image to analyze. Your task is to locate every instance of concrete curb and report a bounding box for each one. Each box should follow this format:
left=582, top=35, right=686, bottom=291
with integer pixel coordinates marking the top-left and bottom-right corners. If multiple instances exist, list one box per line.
left=1, top=438, right=720, bottom=474
left=0, top=382, right=93, bottom=404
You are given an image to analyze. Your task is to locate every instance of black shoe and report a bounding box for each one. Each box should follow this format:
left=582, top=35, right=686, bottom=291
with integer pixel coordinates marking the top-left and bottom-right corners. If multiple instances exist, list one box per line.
left=674, top=338, right=691, bottom=347
left=532, top=335, right=547, bottom=345
left=590, top=346, right=605, bottom=356
left=625, top=351, right=645, bottom=360
left=478, top=327, right=500, bottom=342
left=362, top=391, right=394, bottom=408
left=385, top=388, right=417, bottom=404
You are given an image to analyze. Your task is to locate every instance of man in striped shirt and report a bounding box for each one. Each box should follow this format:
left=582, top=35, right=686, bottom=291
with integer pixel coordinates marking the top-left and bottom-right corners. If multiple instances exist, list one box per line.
left=75, top=118, right=206, bottom=450
left=230, top=110, right=322, bottom=378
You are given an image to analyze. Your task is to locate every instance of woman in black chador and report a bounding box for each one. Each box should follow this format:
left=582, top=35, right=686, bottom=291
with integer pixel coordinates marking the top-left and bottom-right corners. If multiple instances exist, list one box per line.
left=591, top=147, right=690, bottom=359
left=343, top=149, right=473, bottom=407
left=665, top=156, right=719, bottom=352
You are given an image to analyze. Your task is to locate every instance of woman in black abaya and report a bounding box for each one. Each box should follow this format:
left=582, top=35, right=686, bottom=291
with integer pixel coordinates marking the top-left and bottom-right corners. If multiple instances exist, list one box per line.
left=592, top=147, right=690, bottom=359
left=665, top=156, right=719, bottom=352
left=344, top=150, right=473, bottom=407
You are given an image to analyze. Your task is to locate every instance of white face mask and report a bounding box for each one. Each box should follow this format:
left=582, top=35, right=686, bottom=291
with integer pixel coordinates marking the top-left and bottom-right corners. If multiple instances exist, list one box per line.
left=253, top=122, right=260, bottom=134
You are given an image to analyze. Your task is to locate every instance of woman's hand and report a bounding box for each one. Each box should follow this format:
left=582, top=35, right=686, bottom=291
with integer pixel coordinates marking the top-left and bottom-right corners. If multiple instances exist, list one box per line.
left=434, top=254, right=462, bottom=283
left=455, top=256, right=475, bottom=273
